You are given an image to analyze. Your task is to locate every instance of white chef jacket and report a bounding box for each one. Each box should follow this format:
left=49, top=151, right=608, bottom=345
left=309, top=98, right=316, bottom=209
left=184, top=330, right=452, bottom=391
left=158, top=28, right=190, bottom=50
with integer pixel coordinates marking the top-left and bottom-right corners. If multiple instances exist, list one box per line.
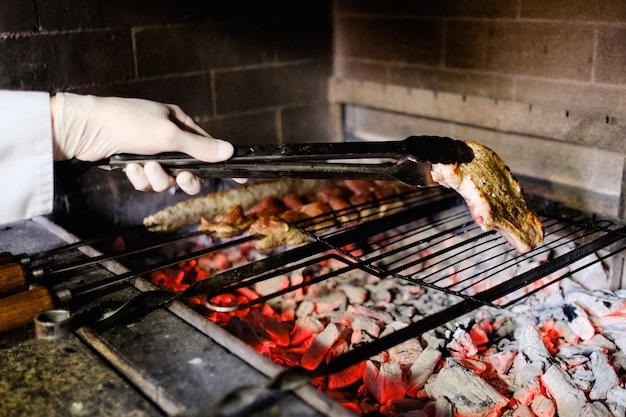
left=0, top=90, right=54, bottom=225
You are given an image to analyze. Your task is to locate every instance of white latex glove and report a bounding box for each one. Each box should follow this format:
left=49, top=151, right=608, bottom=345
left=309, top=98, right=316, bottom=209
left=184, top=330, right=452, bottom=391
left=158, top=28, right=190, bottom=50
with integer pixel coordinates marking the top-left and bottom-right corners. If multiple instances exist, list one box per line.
left=51, top=93, right=234, bottom=194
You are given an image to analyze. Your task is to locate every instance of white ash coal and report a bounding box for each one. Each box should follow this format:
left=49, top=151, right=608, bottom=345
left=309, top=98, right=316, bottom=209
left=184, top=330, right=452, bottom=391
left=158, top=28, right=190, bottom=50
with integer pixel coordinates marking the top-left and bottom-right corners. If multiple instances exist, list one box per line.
left=152, top=234, right=626, bottom=417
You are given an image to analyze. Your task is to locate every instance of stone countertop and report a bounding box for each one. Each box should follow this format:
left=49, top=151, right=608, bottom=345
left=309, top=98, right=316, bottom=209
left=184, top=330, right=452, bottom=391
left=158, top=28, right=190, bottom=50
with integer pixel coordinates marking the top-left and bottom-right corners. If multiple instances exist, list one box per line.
left=0, top=218, right=165, bottom=417
left=0, top=333, right=164, bottom=417
left=0, top=218, right=341, bottom=417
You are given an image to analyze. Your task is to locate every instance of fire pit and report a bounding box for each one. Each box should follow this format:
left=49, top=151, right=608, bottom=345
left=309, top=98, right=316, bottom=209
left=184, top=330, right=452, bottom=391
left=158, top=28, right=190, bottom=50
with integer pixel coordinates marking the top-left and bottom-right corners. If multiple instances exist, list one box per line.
left=109, top=183, right=626, bottom=416
left=2, top=176, right=626, bottom=417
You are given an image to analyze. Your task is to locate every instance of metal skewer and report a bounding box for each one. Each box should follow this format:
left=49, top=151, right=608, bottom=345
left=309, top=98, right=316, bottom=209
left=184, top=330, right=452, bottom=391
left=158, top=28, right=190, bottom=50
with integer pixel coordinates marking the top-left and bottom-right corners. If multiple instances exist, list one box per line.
left=0, top=229, right=208, bottom=297
left=0, top=234, right=261, bottom=334
left=0, top=224, right=146, bottom=267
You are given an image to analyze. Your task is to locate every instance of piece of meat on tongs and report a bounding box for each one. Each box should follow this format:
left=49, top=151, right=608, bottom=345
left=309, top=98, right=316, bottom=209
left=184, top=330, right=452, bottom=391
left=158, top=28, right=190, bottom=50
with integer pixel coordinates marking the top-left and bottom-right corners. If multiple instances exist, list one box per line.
left=106, top=136, right=543, bottom=253
left=431, top=141, right=544, bottom=254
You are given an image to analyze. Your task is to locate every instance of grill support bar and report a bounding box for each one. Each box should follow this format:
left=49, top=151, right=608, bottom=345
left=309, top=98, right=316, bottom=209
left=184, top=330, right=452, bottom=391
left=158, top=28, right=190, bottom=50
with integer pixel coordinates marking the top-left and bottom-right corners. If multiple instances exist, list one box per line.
left=314, top=225, right=626, bottom=378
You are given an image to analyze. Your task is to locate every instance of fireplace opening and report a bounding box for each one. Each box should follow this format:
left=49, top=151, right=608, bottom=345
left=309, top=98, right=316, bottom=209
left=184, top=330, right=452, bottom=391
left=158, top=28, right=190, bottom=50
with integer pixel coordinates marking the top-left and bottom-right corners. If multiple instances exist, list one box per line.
left=120, top=180, right=626, bottom=416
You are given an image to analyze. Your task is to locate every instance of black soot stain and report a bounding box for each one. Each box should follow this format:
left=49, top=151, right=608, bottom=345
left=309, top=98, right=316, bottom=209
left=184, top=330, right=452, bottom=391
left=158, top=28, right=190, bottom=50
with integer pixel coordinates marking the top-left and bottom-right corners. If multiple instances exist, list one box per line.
left=562, top=304, right=578, bottom=322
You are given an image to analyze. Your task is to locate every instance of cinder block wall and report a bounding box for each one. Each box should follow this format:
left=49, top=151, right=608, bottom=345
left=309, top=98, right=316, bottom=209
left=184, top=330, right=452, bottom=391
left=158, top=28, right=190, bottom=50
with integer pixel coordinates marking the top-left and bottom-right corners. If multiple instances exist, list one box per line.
left=0, top=0, right=333, bottom=232
left=3, top=0, right=625, bottom=230
left=334, top=0, right=626, bottom=121
left=0, top=0, right=334, bottom=145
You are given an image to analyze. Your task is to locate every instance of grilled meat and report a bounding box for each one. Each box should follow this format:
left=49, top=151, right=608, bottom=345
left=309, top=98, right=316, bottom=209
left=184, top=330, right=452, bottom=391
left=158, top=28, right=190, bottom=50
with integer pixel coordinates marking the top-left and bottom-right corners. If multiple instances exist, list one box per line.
left=431, top=141, right=544, bottom=254
left=198, top=180, right=411, bottom=250
left=199, top=205, right=254, bottom=238
left=143, top=179, right=331, bottom=232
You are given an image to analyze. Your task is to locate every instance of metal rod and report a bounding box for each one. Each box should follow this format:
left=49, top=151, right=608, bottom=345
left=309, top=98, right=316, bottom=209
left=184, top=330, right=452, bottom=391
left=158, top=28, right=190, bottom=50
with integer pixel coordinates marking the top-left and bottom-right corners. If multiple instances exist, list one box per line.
left=23, top=224, right=146, bottom=265
left=0, top=230, right=209, bottom=297
left=38, top=230, right=207, bottom=277
left=315, top=225, right=626, bottom=377
left=67, top=234, right=261, bottom=302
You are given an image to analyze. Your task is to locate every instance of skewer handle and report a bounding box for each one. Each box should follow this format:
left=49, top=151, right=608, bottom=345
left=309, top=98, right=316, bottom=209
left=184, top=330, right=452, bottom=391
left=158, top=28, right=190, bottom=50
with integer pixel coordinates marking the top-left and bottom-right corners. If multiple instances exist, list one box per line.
left=0, top=251, right=29, bottom=267
left=0, top=287, right=55, bottom=334
left=0, top=252, right=15, bottom=265
left=0, top=263, right=27, bottom=296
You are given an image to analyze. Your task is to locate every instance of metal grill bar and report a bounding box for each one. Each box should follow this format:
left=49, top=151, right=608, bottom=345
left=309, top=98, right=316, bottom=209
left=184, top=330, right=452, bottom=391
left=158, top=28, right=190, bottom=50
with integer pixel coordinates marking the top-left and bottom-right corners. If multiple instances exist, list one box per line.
left=298, top=198, right=626, bottom=308
left=153, top=185, right=626, bottom=324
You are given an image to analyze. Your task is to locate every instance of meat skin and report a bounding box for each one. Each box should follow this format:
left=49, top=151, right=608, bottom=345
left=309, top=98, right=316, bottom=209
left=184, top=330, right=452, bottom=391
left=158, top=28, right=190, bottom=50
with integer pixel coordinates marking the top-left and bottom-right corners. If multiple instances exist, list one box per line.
left=431, top=141, right=543, bottom=254
left=143, top=179, right=331, bottom=232
left=197, top=180, right=411, bottom=250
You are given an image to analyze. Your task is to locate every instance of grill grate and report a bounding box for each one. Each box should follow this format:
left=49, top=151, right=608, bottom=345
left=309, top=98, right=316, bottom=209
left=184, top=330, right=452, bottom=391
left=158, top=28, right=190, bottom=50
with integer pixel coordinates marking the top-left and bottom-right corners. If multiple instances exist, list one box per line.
left=204, top=187, right=626, bottom=312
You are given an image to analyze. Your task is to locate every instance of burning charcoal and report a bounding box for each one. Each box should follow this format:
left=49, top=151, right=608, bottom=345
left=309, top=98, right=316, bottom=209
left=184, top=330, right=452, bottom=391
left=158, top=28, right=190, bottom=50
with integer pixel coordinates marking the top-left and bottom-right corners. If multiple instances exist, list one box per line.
left=483, top=350, right=516, bottom=375
left=225, top=316, right=275, bottom=351
left=246, top=309, right=291, bottom=347
left=530, top=394, right=556, bottom=417
left=558, top=335, right=617, bottom=360
left=559, top=251, right=610, bottom=290
left=424, top=358, right=508, bottom=417
left=512, top=329, right=546, bottom=406
left=562, top=303, right=596, bottom=341
left=325, top=338, right=367, bottom=389
left=351, top=314, right=382, bottom=338
left=382, top=305, right=413, bottom=326
left=459, top=358, right=488, bottom=375
left=466, top=248, right=516, bottom=296
left=565, top=289, right=626, bottom=317
left=421, top=331, right=446, bottom=349
left=380, top=398, right=427, bottom=415
left=253, top=275, right=290, bottom=297
left=433, top=396, right=455, bottom=417
left=468, top=320, right=492, bottom=348
left=589, top=351, right=620, bottom=400
left=513, top=363, right=544, bottom=406
left=338, top=283, right=368, bottom=304
left=593, top=318, right=626, bottom=352
left=541, top=364, right=587, bottom=417
left=388, top=337, right=423, bottom=367
left=584, top=334, right=617, bottom=352
left=363, top=360, right=406, bottom=405
left=581, top=401, right=612, bottom=416
left=610, top=351, right=626, bottom=373
left=562, top=353, right=589, bottom=369
left=301, top=323, right=340, bottom=370
left=327, top=361, right=366, bottom=390
left=516, top=325, right=552, bottom=369
left=276, top=297, right=297, bottom=321
left=570, top=367, right=594, bottom=392
left=290, top=315, right=324, bottom=346
left=607, top=387, right=626, bottom=415
left=380, top=320, right=410, bottom=338
left=295, top=300, right=315, bottom=319
left=394, top=305, right=418, bottom=321
left=512, top=404, right=535, bottom=417
left=553, top=319, right=581, bottom=344
left=313, top=291, right=347, bottom=314
left=446, top=327, right=478, bottom=358
left=493, top=315, right=517, bottom=340
left=350, top=329, right=375, bottom=346
left=406, top=346, right=443, bottom=396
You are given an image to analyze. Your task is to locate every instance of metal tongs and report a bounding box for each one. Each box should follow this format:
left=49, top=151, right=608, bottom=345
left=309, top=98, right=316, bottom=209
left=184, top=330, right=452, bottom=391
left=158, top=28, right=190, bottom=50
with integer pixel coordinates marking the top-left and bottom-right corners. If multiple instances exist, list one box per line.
left=99, top=135, right=474, bottom=187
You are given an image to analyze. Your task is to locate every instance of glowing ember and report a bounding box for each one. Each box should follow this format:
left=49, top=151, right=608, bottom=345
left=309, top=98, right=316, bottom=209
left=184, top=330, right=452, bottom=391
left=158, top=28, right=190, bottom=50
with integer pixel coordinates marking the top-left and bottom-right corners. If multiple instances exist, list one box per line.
left=145, top=182, right=626, bottom=417
left=149, top=232, right=626, bottom=417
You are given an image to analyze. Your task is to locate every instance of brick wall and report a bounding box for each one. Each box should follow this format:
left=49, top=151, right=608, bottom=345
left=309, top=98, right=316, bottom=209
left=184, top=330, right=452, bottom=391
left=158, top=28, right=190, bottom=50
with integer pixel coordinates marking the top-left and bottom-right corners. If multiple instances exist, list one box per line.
left=0, top=0, right=334, bottom=145
left=333, top=0, right=626, bottom=120
left=0, top=0, right=332, bottom=232
left=3, top=0, right=624, bottom=229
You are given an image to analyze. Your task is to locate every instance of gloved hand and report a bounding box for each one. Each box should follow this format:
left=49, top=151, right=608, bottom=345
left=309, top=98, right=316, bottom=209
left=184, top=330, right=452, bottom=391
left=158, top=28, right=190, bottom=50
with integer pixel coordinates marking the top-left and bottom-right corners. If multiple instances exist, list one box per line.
left=51, top=93, right=234, bottom=194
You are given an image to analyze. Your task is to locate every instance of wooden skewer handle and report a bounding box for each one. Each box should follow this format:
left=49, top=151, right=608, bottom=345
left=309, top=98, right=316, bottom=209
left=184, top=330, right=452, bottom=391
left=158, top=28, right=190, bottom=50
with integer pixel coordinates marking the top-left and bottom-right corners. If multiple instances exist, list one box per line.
left=0, top=263, right=27, bottom=297
left=0, top=287, right=55, bottom=334
left=0, top=252, right=16, bottom=265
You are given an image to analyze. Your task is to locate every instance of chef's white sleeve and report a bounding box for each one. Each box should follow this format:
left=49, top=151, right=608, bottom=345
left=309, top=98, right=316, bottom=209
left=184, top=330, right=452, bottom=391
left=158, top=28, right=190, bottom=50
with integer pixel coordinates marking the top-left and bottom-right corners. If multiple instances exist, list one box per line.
left=0, top=90, right=54, bottom=225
